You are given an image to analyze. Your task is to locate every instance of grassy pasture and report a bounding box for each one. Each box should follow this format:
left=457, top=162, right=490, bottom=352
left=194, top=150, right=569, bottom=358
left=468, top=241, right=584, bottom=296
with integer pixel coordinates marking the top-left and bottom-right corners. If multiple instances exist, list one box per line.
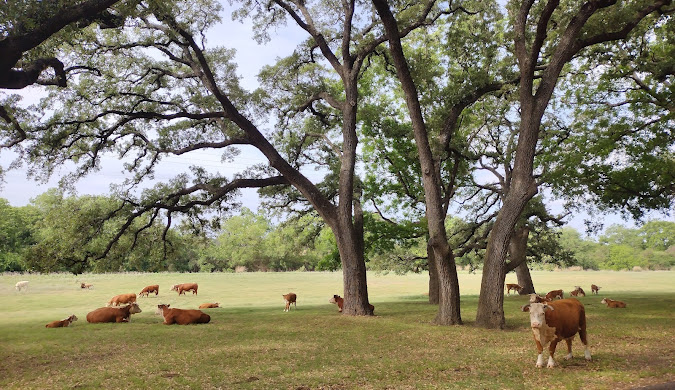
left=0, top=271, right=673, bottom=389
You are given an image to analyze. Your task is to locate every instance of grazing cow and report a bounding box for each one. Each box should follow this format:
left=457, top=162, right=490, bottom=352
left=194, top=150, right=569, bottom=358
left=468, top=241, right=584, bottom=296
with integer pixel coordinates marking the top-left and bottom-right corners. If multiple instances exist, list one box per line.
left=521, top=298, right=592, bottom=368
left=329, top=295, right=374, bottom=314
left=46, top=314, right=78, bottom=328
left=107, top=293, right=137, bottom=307
left=545, top=289, right=564, bottom=300
left=283, top=293, right=297, bottom=312
left=529, top=294, right=552, bottom=304
left=601, top=298, right=627, bottom=308
left=80, top=283, right=93, bottom=289
left=15, top=281, right=29, bottom=291
left=199, top=302, right=220, bottom=309
left=506, top=283, right=524, bottom=295
left=157, top=304, right=210, bottom=325
left=591, top=284, right=601, bottom=294
left=86, top=303, right=142, bottom=323
left=139, top=285, right=159, bottom=297
left=172, top=283, right=198, bottom=295
left=570, top=286, right=586, bottom=297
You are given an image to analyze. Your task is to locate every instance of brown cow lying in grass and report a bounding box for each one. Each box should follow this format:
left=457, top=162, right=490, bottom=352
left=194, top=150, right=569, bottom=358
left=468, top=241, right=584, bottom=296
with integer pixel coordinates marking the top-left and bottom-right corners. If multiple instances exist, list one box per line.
left=107, top=293, right=137, bottom=306
left=80, top=283, right=93, bottom=289
left=199, top=302, right=220, bottom=309
left=171, top=283, right=198, bottom=295
left=545, top=289, right=564, bottom=300
left=329, top=295, right=374, bottom=314
left=521, top=298, right=592, bottom=368
left=283, top=293, right=297, bottom=312
left=601, top=298, right=627, bottom=308
left=157, top=304, right=210, bottom=325
left=570, top=286, right=586, bottom=297
left=86, top=303, right=142, bottom=323
left=139, top=285, right=159, bottom=297
left=529, top=294, right=552, bottom=304
left=45, top=314, right=78, bottom=328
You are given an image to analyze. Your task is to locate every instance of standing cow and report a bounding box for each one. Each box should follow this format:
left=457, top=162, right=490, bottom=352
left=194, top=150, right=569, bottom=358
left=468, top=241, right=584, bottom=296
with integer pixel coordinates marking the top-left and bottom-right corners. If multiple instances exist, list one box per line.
left=171, top=283, right=198, bottom=295
left=521, top=298, right=592, bottom=368
left=139, top=285, right=159, bottom=297
left=15, top=281, right=29, bottom=291
left=283, top=293, right=297, bottom=312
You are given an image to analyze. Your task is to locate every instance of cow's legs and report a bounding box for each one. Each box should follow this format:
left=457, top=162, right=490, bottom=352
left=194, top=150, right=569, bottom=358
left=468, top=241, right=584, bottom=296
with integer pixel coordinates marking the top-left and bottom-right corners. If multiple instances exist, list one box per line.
left=564, top=337, right=573, bottom=360
left=579, top=327, right=592, bottom=361
left=547, top=339, right=559, bottom=368
left=535, top=339, right=545, bottom=368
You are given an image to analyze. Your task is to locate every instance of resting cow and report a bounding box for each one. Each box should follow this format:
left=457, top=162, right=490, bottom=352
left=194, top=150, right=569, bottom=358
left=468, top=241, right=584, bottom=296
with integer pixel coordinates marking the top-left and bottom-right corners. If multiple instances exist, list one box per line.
left=521, top=298, right=592, bottom=368
left=283, top=293, right=297, bottom=312
left=172, top=283, right=198, bottom=295
left=157, top=304, right=210, bottom=325
left=199, top=302, right=220, bottom=309
left=46, top=314, right=78, bottom=328
left=545, top=289, right=564, bottom=300
left=529, top=294, right=552, bottom=303
left=139, top=285, right=159, bottom=297
left=86, top=303, right=142, bottom=323
left=329, top=295, right=374, bottom=314
left=506, top=283, right=523, bottom=295
left=601, top=298, right=626, bottom=308
left=80, top=283, right=93, bottom=289
left=15, top=281, right=29, bottom=291
left=591, top=284, right=601, bottom=294
left=570, top=286, right=585, bottom=297
left=107, top=293, right=137, bottom=307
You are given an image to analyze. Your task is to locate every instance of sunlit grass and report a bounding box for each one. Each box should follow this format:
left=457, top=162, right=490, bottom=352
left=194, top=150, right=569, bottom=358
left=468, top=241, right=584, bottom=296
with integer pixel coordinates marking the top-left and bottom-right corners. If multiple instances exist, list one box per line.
left=0, top=271, right=673, bottom=389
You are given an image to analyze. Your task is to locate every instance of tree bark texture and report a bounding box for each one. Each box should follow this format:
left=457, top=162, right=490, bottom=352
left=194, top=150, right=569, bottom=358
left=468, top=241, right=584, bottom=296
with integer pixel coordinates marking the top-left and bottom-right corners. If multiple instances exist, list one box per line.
left=427, top=241, right=439, bottom=304
left=508, top=226, right=535, bottom=294
left=372, top=0, right=461, bottom=325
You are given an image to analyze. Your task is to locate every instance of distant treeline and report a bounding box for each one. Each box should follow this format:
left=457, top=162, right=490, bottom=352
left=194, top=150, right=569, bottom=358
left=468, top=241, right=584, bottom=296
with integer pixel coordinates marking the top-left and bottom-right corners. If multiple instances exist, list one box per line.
left=1, top=194, right=673, bottom=273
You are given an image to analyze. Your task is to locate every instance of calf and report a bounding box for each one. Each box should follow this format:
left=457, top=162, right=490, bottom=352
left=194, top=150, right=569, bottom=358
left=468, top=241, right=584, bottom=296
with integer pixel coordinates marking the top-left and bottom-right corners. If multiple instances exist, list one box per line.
left=15, top=281, right=29, bottom=291
left=283, top=293, right=297, bottom=312
left=199, top=302, right=220, bottom=309
left=570, top=286, right=585, bottom=297
left=86, top=303, right=142, bottom=323
left=506, top=283, right=523, bottom=295
left=601, top=298, right=626, bottom=308
left=157, top=304, right=210, bottom=325
left=139, top=285, right=159, bottom=297
left=46, top=314, right=78, bottom=328
left=80, top=283, right=93, bottom=289
left=329, top=295, right=374, bottom=314
left=107, top=293, right=137, bottom=307
left=521, top=298, right=592, bottom=368
left=172, top=283, right=198, bottom=295
left=591, top=284, right=601, bottom=294
left=545, top=289, right=564, bottom=300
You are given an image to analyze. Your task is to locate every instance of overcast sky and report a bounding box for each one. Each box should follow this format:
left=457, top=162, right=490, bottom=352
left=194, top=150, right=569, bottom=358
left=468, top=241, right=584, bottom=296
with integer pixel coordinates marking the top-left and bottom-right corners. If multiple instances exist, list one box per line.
left=0, top=3, right=667, bottom=236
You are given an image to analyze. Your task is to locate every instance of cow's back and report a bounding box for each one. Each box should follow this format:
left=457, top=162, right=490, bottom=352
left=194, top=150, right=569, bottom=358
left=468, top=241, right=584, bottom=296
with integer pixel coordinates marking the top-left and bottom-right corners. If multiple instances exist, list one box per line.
left=545, top=298, right=585, bottom=339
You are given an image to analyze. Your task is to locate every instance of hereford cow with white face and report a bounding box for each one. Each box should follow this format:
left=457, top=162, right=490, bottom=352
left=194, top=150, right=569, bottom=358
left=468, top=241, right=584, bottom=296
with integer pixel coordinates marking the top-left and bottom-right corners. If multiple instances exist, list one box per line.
left=522, top=298, right=592, bottom=368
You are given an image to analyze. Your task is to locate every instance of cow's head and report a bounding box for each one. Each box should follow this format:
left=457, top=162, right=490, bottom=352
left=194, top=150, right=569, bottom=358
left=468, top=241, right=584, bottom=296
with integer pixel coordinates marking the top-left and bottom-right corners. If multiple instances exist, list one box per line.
left=156, top=304, right=170, bottom=315
left=600, top=298, right=608, bottom=305
left=521, top=302, right=553, bottom=329
left=129, top=303, right=142, bottom=314
left=329, top=295, right=341, bottom=304
left=68, top=314, right=78, bottom=322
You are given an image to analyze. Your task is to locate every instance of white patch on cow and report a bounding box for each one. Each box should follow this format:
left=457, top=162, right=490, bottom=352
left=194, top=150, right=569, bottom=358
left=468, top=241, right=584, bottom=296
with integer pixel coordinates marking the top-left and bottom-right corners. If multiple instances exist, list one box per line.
left=536, top=354, right=544, bottom=368
left=585, top=347, right=592, bottom=361
left=547, top=356, right=556, bottom=368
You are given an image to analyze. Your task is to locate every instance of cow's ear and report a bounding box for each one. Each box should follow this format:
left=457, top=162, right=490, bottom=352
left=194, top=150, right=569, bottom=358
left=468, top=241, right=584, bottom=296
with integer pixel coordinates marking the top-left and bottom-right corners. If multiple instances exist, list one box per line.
left=544, top=305, right=554, bottom=311
left=521, top=304, right=530, bottom=312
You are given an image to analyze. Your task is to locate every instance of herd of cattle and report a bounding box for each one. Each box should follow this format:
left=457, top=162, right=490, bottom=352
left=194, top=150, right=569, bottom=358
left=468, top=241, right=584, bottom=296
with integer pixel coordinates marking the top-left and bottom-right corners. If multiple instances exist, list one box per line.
left=506, top=282, right=627, bottom=368
left=18, top=278, right=631, bottom=368
left=17, top=281, right=348, bottom=328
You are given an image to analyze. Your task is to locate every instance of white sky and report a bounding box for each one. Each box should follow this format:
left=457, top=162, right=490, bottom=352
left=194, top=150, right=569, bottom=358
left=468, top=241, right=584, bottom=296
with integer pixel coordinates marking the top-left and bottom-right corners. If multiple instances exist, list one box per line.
left=0, top=2, right=669, bottom=236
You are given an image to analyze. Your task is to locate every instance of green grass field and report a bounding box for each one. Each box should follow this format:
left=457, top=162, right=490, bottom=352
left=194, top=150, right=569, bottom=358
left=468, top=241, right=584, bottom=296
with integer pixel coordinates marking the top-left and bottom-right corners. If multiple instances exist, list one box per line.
left=1, top=271, right=673, bottom=389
